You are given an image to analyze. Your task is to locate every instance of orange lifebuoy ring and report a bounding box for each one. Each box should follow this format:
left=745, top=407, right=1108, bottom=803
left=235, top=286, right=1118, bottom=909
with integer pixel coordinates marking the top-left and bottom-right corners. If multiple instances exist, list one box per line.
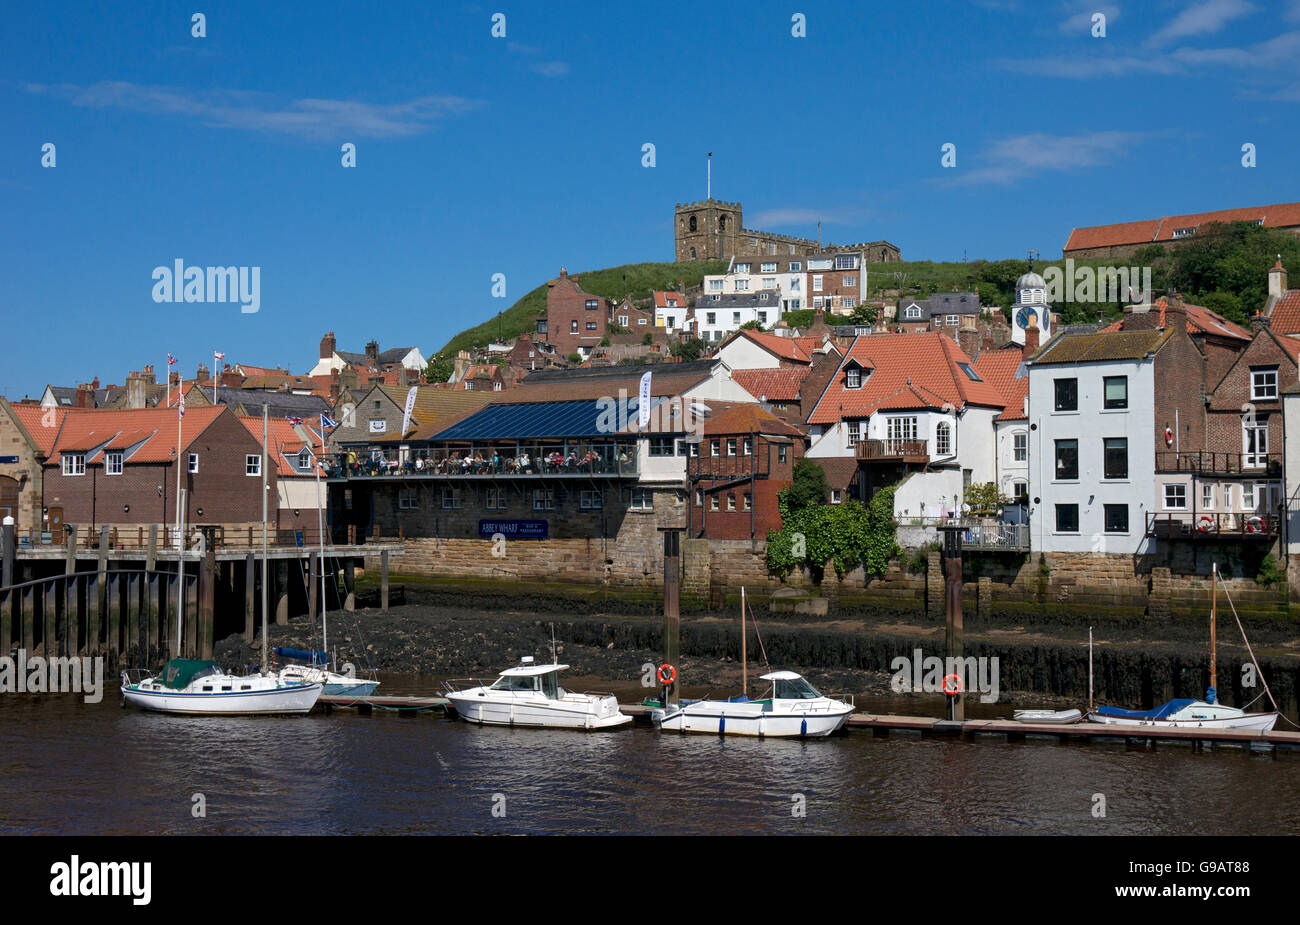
left=942, top=673, right=962, bottom=695
left=657, top=663, right=676, bottom=685
left=1164, top=426, right=1174, bottom=447
left=1197, top=515, right=1214, bottom=533
left=1246, top=516, right=1265, bottom=534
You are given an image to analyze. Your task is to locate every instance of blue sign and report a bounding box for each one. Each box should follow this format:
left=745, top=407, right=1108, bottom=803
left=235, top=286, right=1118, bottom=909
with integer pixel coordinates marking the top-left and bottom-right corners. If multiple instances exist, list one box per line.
left=0, top=456, right=18, bottom=464
left=479, top=519, right=548, bottom=539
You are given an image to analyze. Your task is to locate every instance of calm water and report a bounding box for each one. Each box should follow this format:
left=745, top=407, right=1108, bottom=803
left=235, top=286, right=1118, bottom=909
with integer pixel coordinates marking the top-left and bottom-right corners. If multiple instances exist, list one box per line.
left=2, top=676, right=1298, bottom=836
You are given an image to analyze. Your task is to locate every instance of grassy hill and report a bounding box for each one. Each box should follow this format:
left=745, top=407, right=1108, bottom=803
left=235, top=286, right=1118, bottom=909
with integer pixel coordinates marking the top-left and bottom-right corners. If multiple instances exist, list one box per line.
left=437, top=260, right=727, bottom=358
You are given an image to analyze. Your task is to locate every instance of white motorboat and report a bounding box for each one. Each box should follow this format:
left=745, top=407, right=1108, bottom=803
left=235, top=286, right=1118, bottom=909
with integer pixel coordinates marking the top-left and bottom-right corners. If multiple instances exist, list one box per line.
left=1087, top=564, right=1279, bottom=733
left=1087, top=700, right=1277, bottom=731
left=444, top=657, right=632, bottom=730
left=121, top=659, right=323, bottom=715
left=1013, top=708, right=1083, bottom=725
left=652, top=671, right=854, bottom=737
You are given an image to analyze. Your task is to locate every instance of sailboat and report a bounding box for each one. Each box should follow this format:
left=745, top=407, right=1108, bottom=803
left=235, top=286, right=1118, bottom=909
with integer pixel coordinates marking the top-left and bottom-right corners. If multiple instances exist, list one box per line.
left=276, top=417, right=379, bottom=698
left=651, top=587, right=855, bottom=737
left=1088, top=564, right=1278, bottom=732
left=121, top=404, right=324, bottom=715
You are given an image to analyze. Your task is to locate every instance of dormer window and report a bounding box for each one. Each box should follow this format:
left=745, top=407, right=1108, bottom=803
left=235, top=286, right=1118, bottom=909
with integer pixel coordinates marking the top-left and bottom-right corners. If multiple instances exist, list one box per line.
left=298, top=449, right=312, bottom=470
left=846, top=367, right=862, bottom=389
left=904, top=306, right=922, bottom=319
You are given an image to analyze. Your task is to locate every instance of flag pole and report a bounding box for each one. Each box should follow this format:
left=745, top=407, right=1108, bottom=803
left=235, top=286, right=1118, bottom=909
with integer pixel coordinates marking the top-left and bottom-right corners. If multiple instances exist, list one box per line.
left=317, top=415, right=328, bottom=663
left=261, top=403, right=269, bottom=674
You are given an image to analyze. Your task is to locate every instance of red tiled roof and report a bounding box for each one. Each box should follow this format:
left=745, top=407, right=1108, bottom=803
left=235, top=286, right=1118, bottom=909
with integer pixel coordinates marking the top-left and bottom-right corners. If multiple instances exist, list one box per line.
left=731, top=367, right=809, bottom=402
left=811, top=456, right=859, bottom=491
left=1273, top=331, right=1300, bottom=361
left=1269, top=290, right=1300, bottom=337
left=653, top=291, right=685, bottom=309
left=1097, top=298, right=1251, bottom=341
left=698, top=401, right=806, bottom=439
left=730, top=329, right=814, bottom=364
left=807, top=332, right=1006, bottom=424
left=974, top=347, right=1029, bottom=421
left=238, top=415, right=325, bottom=477
left=47, top=407, right=225, bottom=464
left=1065, top=201, right=1300, bottom=251
left=8, top=403, right=72, bottom=455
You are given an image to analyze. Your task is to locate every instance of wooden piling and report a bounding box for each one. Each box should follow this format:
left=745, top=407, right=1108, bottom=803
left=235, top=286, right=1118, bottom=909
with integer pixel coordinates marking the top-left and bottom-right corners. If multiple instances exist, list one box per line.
left=146, top=526, right=159, bottom=659
left=107, top=572, right=120, bottom=660
left=22, top=582, right=34, bottom=652
left=185, top=569, right=199, bottom=658
left=381, top=550, right=389, bottom=613
left=63, top=526, right=77, bottom=656
left=127, top=572, right=141, bottom=660
left=199, top=546, right=215, bottom=659
left=91, top=525, right=109, bottom=656
left=44, top=579, right=57, bottom=658
left=275, top=560, right=289, bottom=626
left=344, top=559, right=356, bottom=612
left=1, top=521, right=13, bottom=655
left=244, top=552, right=255, bottom=643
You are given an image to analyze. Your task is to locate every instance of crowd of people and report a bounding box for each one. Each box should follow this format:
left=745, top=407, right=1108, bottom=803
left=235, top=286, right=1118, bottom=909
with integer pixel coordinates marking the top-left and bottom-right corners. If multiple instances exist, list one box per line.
left=329, top=446, right=635, bottom=477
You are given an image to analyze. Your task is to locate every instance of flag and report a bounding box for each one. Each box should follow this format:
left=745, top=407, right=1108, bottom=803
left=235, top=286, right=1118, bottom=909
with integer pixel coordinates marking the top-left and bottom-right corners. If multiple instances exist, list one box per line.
left=321, top=413, right=338, bottom=429
left=286, top=416, right=304, bottom=426
left=638, top=371, right=652, bottom=429
left=177, top=395, right=186, bottom=417
left=167, top=353, right=176, bottom=365
left=213, top=351, right=225, bottom=360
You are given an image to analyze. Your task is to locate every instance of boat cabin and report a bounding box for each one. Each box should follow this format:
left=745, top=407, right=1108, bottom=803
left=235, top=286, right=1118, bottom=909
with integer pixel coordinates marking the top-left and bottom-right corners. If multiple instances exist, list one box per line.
left=762, top=671, right=824, bottom=700
left=490, top=658, right=570, bottom=700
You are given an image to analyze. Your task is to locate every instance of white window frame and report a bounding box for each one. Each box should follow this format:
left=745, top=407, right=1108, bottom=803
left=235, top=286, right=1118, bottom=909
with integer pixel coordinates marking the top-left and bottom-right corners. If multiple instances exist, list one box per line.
left=188, top=453, right=199, bottom=473
left=1201, top=483, right=1214, bottom=510
left=846, top=421, right=861, bottom=447
left=62, top=454, right=85, bottom=476
left=1163, top=483, right=1187, bottom=510
left=1013, top=432, right=1027, bottom=462
left=245, top=454, right=261, bottom=477
left=630, top=488, right=653, bottom=511
left=533, top=488, right=555, bottom=512
left=1251, top=367, right=1278, bottom=401
left=812, top=274, right=824, bottom=292
left=105, top=452, right=123, bottom=476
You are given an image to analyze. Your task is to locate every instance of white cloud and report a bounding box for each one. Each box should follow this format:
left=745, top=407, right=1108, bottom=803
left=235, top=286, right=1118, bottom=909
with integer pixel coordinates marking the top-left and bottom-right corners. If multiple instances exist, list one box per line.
left=530, top=61, right=570, bottom=77
left=24, top=81, right=478, bottom=140
left=1059, top=3, right=1120, bottom=34
left=940, top=130, right=1150, bottom=186
left=1148, top=0, right=1255, bottom=46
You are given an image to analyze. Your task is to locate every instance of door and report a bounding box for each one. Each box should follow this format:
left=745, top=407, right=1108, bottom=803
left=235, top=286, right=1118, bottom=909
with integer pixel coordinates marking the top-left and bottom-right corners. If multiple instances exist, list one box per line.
left=0, top=476, right=18, bottom=529
left=45, top=506, right=63, bottom=542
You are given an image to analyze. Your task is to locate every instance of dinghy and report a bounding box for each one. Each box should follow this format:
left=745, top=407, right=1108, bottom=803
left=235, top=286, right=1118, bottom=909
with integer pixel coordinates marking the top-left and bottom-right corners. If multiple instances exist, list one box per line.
left=1013, top=709, right=1083, bottom=725
left=276, top=647, right=380, bottom=698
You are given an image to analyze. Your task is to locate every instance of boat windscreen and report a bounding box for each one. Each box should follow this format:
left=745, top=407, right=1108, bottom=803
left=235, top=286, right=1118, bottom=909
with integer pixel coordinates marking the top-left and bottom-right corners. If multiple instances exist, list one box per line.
left=774, top=677, right=821, bottom=699
left=491, top=674, right=539, bottom=692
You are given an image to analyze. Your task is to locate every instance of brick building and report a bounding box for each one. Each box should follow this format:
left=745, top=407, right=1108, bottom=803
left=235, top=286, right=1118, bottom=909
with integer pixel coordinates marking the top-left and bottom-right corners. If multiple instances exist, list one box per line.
left=1064, top=201, right=1300, bottom=259
left=539, top=267, right=609, bottom=358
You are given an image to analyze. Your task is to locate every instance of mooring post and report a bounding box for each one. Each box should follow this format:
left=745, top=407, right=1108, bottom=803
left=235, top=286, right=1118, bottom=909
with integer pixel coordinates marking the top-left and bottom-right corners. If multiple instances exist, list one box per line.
left=127, top=570, right=140, bottom=661
left=380, top=550, right=389, bottom=613
left=1, top=518, right=14, bottom=655
left=146, top=525, right=159, bottom=660
left=185, top=567, right=199, bottom=658
left=63, top=525, right=77, bottom=656
left=344, top=559, right=356, bottom=612
left=22, top=581, right=34, bottom=653
left=940, top=524, right=965, bottom=722
left=92, top=525, right=109, bottom=656
left=244, top=552, right=255, bottom=643
left=275, top=560, right=289, bottom=626
left=660, top=528, right=681, bottom=707
left=199, top=544, right=216, bottom=659
left=44, top=578, right=57, bottom=658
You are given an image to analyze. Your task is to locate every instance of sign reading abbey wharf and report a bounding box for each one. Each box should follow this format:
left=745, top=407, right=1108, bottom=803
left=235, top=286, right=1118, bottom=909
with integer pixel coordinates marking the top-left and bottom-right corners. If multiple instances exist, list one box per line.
left=479, top=520, right=549, bottom=539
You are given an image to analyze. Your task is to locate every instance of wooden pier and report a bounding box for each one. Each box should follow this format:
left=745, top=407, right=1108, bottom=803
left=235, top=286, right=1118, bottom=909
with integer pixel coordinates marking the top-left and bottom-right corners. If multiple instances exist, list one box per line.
left=0, top=522, right=402, bottom=665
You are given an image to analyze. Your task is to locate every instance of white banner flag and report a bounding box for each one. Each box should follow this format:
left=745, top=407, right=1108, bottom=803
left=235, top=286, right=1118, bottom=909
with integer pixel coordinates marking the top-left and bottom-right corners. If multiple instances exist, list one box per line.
left=400, top=386, right=418, bottom=437
left=638, top=371, right=652, bottom=429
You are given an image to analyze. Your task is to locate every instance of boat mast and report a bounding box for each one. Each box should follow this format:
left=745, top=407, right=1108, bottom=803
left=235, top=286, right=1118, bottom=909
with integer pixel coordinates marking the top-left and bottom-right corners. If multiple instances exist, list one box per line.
left=316, top=415, right=328, bottom=665
left=261, top=403, right=269, bottom=675
left=741, top=586, right=747, bottom=699
left=1088, top=625, right=1093, bottom=713
left=1209, top=562, right=1217, bottom=702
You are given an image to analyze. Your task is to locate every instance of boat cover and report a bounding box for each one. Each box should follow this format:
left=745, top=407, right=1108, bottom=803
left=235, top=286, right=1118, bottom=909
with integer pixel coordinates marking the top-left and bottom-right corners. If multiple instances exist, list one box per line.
left=160, top=659, right=219, bottom=690
left=1093, top=698, right=1196, bottom=720
left=275, top=647, right=327, bottom=666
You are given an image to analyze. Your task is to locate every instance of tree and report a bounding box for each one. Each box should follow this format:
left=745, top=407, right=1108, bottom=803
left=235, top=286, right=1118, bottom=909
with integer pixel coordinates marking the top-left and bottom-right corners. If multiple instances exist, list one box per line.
left=567, top=351, right=583, bottom=364
left=963, top=482, right=1005, bottom=517
left=766, top=486, right=899, bottom=582
left=779, top=459, right=829, bottom=514
left=739, top=319, right=765, bottom=331
left=671, top=337, right=706, bottom=361
left=425, top=354, right=454, bottom=384
left=845, top=304, right=878, bottom=327
left=642, top=331, right=654, bottom=345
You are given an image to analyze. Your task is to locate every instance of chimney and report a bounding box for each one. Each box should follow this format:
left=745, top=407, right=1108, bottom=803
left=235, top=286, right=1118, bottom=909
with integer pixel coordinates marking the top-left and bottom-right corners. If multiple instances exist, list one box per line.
left=125, top=371, right=146, bottom=409
left=365, top=340, right=379, bottom=365
left=169, top=370, right=181, bottom=388
left=142, top=364, right=156, bottom=384
left=1121, top=299, right=1159, bottom=331
left=329, top=368, right=340, bottom=404
left=91, top=376, right=100, bottom=390
left=75, top=383, right=90, bottom=408
left=1270, top=256, right=1288, bottom=302
left=398, top=366, right=409, bottom=387
left=1025, top=313, right=1040, bottom=354
left=196, top=362, right=209, bottom=384
left=1252, top=313, right=1270, bottom=334
left=1165, top=294, right=1188, bottom=334
left=560, top=266, right=568, bottom=279
left=320, top=331, right=336, bottom=360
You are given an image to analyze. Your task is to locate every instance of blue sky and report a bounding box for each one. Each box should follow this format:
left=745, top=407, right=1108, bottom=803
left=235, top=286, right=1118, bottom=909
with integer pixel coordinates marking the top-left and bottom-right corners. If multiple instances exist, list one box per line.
left=3, top=0, right=1299, bottom=397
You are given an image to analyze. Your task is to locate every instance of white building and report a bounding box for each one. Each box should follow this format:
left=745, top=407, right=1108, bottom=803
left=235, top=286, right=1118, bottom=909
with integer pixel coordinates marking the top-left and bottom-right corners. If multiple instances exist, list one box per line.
left=1010, top=269, right=1053, bottom=346
left=693, top=290, right=783, bottom=342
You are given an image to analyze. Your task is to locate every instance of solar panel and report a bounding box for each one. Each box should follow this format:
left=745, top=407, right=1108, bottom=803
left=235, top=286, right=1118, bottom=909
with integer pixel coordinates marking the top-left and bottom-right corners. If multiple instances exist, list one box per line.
left=431, top=397, right=668, bottom=441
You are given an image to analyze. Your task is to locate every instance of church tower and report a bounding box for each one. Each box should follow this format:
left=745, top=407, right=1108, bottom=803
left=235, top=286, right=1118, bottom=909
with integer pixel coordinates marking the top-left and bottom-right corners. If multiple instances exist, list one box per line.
left=675, top=199, right=743, bottom=261
left=1011, top=266, right=1051, bottom=346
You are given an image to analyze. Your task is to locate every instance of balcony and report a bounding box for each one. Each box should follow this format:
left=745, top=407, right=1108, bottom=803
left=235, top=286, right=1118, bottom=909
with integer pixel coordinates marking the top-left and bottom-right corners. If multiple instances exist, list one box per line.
left=855, top=439, right=929, bottom=464
left=958, top=522, right=1031, bottom=552
left=688, top=453, right=771, bottom=482
left=1145, top=511, right=1279, bottom=540
left=1155, top=451, right=1282, bottom=476
left=326, top=442, right=640, bottom=480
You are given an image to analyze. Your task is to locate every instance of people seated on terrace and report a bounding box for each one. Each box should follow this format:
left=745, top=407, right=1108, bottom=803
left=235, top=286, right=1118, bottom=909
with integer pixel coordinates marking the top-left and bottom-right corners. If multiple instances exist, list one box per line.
left=519, top=452, right=531, bottom=473
left=459, top=454, right=470, bottom=474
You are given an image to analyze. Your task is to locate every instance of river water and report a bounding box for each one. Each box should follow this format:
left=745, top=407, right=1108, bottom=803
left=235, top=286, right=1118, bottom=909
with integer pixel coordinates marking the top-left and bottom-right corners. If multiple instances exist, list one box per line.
left=2, top=674, right=1299, bottom=836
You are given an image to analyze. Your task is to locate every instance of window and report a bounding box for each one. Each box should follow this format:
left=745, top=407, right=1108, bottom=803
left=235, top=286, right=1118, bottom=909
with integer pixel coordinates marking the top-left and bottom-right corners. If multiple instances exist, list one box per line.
left=298, top=449, right=312, bottom=470
left=188, top=453, right=199, bottom=473
left=630, top=489, right=653, bottom=511
left=732, top=312, right=742, bottom=323
left=757, top=311, right=767, bottom=324
left=1172, top=226, right=1197, bottom=238
left=778, top=445, right=788, bottom=464
left=1224, top=484, right=1234, bottom=511
left=710, top=494, right=719, bottom=511
left=1103, top=437, right=1128, bottom=480
left=843, top=275, right=857, bottom=288
left=846, top=367, right=861, bottom=389
left=834, top=255, right=858, bottom=270
left=887, top=416, right=918, bottom=441
left=843, top=297, right=856, bottom=308
left=1013, top=432, right=1027, bottom=462
left=695, top=488, right=703, bottom=507
left=904, top=305, right=922, bottom=319
left=742, top=437, right=753, bottom=456
left=580, top=489, right=603, bottom=510
left=761, top=262, right=776, bottom=273
left=1055, top=504, right=1079, bottom=533
left=1054, top=378, right=1078, bottom=412
left=706, top=312, right=716, bottom=325
left=1054, top=439, right=1078, bottom=480
left=727, top=493, right=736, bottom=511
left=1104, top=504, right=1129, bottom=534
left=743, top=492, right=752, bottom=511
left=585, top=299, right=599, bottom=311
left=638, top=318, right=646, bottom=325
left=106, top=452, right=123, bottom=476
left=846, top=421, right=861, bottom=447
left=1242, top=482, right=1255, bottom=510
left=1202, top=484, right=1214, bottom=510
left=812, top=274, right=823, bottom=292
left=1012, top=481, right=1028, bottom=504
left=618, top=315, right=628, bottom=326
left=485, top=487, right=506, bottom=510
left=62, top=453, right=85, bottom=476
left=245, top=455, right=261, bottom=477
left=830, top=489, right=842, bottom=504
left=813, top=297, right=823, bottom=308
left=710, top=439, right=720, bottom=457
left=945, top=315, right=958, bottom=326
left=735, top=280, right=749, bottom=292
left=1244, top=421, right=1269, bottom=467
left=442, top=487, right=460, bottom=510
left=570, top=320, right=578, bottom=333
left=532, top=488, right=555, bottom=511
left=789, top=262, right=802, bottom=272
left=647, top=437, right=674, bottom=457
left=762, top=278, right=776, bottom=289
left=1103, top=376, right=1128, bottom=410
left=726, top=438, right=737, bottom=456
left=734, top=263, right=750, bottom=274
left=1164, top=483, right=1187, bottom=510
left=709, top=279, right=723, bottom=291
left=1251, top=366, right=1279, bottom=400
left=935, top=421, right=952, bottom=456
left=585, top=321, right=597, bottom=331
left=398, top=487, right=419, bottom=510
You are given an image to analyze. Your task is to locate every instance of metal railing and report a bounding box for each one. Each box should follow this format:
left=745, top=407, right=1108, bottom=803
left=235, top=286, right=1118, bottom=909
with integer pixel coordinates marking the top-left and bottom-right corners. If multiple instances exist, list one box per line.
left=1155, top=451, right=1282, bottom=475
left=855, top=439, right=929, bottom=462
left=328, top=442, right=640, bottom=479
left=959, top=522, right=1031, bottom=551
left=1145, top=511, right=1279, bottom=539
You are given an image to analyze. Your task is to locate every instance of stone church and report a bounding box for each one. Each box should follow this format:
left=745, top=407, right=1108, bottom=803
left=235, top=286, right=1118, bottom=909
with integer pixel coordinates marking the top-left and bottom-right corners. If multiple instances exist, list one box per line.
left=674, top=198, right=901, bottom=264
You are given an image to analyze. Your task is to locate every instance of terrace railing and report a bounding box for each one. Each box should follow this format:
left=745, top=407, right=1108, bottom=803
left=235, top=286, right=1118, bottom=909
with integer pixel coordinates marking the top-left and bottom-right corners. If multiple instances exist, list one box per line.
left=1155, top=451, right=1282, bottom=475
left=855, top=439, right=929, bottom=463
left=328, top=442, right=640, bottom=479
left=1145, top=511, right=1278, bottom=539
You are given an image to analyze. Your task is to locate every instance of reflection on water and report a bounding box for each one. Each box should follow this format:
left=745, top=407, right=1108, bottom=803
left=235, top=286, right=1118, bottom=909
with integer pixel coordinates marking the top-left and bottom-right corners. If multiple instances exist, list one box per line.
left=1, top=676, right=1298, bottom=836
